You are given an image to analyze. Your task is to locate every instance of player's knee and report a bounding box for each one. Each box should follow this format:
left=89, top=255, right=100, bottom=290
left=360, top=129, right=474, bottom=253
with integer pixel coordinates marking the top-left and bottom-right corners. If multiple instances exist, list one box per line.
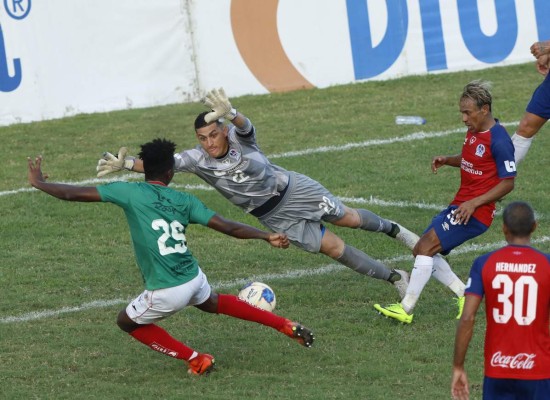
left=340, top=207, right=361, bottom=227
left=413, top=237, right=438, bottom=257
left=116, top=309, right=137, bottom=333
left=195, top=292, right=219, bottom=314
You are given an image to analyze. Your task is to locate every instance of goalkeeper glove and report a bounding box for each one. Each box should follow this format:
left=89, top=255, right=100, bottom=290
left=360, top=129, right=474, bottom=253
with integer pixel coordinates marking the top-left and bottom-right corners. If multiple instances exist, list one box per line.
left=202, top=87, right=237, bottom=123
left=96, top=147, right=135, bottom=178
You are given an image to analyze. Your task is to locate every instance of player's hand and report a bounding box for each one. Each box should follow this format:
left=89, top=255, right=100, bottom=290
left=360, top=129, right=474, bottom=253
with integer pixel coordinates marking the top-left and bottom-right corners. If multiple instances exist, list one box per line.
left=202, top=88, right=237, bottom=123
left=535, top=54, right=550, bottom=76
left=452, top=202, right=476, bottom=225
left=451, top=367, right=470, bottom=400
left=266, top=233, right=289, bottom=249
left=431, top=156, right=447, bottom=174
left=27, top=155, right=48, bottom=187
left=96, top=147, right=134, bottom=178
left=530, top=40, right=550, bottom=58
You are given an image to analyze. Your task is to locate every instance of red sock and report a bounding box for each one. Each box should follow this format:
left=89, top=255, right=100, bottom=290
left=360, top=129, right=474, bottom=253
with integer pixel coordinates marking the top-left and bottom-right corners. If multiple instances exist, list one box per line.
left=217, top=294, right=288, bottom=330
left=129, top=324, right=195, bottom=361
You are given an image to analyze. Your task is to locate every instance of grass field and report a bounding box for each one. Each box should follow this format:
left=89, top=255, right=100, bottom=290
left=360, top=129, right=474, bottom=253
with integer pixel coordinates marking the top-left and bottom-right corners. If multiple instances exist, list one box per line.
left=1, top=62, right=550, bottom=399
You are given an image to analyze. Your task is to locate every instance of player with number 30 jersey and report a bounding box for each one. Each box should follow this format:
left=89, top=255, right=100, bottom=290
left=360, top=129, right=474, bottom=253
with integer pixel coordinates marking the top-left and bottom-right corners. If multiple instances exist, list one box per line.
left=452, top=202, right=550, bottom=400
left=467, top=244, right=550, bottom=380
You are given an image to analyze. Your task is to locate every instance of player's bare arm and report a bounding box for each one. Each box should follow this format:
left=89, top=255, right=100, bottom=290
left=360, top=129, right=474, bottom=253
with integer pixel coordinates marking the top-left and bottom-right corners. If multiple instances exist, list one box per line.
left=451, top=295, right=482, bottom=400
left=453, top=178, right=514, bottom=225
left=28, top=156, right=101, bottom=202
left=207, top=214, right=289, bottom=248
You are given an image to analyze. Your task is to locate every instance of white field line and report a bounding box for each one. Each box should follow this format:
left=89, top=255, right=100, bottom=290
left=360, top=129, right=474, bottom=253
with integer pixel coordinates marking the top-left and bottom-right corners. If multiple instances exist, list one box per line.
left=3, top=121, right=519, bottom=198
left=3, top=234, right=548, bottom=324
left=339, top=196, right=443, bottom=211
left=268, top=121, right=519, bottom=159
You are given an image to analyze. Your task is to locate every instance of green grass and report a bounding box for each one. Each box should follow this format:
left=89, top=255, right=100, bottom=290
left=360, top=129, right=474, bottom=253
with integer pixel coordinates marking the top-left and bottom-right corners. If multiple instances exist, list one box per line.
left=1, top=62, right=550, bottom=399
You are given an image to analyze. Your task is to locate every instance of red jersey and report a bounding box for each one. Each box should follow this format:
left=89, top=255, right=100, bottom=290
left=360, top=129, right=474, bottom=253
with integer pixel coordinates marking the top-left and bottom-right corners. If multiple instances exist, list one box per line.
left=466, top=245, right=550, bottom=379
left=451, top=122, right=516, bottom=226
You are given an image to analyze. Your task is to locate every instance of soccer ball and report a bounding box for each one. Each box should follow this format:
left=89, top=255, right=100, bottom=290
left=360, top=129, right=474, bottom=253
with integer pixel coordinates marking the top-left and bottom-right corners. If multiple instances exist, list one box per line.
left=238, top=282, right=276, bottom=312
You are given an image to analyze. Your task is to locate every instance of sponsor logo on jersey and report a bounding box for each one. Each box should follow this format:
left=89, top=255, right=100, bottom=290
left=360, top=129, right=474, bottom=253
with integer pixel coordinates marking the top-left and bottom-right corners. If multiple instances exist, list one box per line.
left=504, top=160, right=516, bottom=173
left=490, top=352, right=536, bottom=370
left=153, top=201, right=179, bottom=214
left=475, top=144, right=485, bottom=157
left=461, top=158, right=482, bottom=175
left=469, top=136, right=477, bottom=145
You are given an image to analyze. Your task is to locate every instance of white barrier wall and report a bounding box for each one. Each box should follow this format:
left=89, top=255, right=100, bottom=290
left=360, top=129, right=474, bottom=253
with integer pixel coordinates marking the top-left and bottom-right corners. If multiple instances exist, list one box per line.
left=0, top=0, right=548, bottom=126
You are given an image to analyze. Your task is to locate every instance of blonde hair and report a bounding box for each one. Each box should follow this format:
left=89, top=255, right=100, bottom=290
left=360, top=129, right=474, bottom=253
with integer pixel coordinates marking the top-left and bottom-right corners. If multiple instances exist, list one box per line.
left=461, top=80, right=492, bottom=111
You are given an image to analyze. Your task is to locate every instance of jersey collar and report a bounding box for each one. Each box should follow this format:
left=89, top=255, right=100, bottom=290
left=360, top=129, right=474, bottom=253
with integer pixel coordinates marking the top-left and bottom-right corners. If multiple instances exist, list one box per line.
left=147, top=180, right=167, bottom=186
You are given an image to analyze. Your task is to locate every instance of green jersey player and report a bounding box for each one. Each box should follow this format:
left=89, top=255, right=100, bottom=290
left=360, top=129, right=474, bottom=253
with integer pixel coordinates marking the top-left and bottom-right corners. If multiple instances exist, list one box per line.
left=28, top=138, right=314, bottom=376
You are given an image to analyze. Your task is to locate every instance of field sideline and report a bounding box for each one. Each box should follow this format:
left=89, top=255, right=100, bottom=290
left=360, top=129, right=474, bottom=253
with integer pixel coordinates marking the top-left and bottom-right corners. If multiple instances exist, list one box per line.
left=2, top=62, right=550, bottom=399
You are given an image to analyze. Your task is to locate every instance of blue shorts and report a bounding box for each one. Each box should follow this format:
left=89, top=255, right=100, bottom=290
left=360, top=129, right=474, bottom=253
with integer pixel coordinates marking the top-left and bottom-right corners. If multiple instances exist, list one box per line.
left=526, top=73, right=550, bottom=119
left=424, top=205, right=488, bottom=255
left=483, top=376, right=550, bottom=400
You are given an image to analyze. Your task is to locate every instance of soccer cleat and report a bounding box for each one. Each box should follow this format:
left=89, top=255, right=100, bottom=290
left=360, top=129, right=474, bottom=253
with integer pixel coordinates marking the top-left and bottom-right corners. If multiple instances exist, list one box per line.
left=391, top=269, right=410, bottom=299
left=280, top=321, right=315, bottom=348
left=455, top=296, right=465, bottom=320
left=187, top=353, right=215, bottom=376
left=387, top=222, right=420, bottom=250
left=374, top=303, right=413, bottom=324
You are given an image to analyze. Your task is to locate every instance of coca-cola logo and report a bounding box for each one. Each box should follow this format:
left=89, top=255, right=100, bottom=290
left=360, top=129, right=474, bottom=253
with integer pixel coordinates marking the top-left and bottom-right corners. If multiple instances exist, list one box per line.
left=490, top=352, right=536, bottom=369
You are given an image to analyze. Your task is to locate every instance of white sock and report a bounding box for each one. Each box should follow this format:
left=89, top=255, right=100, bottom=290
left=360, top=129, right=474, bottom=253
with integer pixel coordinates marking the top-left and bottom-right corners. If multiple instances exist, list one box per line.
left=401, top=255, right=433, bottom=314
left=512, top=133, right=533, bottom=164
left=431, top=254, right=465, bottom=297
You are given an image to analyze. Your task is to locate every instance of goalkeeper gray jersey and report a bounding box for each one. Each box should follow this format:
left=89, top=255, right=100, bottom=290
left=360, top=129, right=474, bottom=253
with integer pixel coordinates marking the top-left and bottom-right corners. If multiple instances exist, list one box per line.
left=173, top=124, right=290, bottom=213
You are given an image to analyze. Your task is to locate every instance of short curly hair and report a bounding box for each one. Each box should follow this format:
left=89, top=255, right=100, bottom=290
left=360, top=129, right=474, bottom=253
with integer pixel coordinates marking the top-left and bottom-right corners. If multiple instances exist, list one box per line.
left=138, top=138, right=176, bottom=177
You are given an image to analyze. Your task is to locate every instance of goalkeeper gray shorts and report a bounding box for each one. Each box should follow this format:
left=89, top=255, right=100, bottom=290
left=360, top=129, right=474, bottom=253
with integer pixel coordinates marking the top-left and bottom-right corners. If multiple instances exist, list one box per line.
left=258, top=172, right=344, bottom=253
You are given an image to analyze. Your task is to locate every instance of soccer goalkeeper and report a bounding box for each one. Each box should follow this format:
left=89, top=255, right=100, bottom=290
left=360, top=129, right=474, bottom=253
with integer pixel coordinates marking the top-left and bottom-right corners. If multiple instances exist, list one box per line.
left=97, top=88, right=419, bottom=299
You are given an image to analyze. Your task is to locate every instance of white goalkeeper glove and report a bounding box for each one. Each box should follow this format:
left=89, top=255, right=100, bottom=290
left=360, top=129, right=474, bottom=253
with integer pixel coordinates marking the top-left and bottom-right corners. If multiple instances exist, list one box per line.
left=202, top=87, right=237, bottom=123
left=96, top=147, right=135, bottom=178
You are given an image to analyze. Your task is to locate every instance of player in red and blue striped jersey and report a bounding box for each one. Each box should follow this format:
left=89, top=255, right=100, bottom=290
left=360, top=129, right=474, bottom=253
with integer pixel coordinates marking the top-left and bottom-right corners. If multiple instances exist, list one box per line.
left=375, top=80, right=516, bottom=323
